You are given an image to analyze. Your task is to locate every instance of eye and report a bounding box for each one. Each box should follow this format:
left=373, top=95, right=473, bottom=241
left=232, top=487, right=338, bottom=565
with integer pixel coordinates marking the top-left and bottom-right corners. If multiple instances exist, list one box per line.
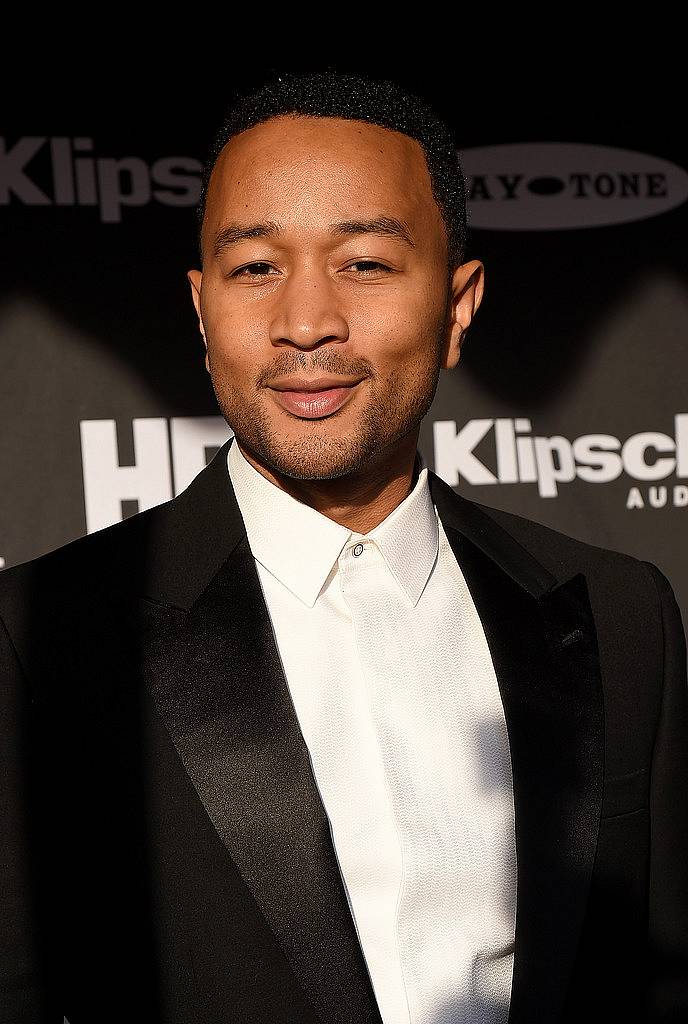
left=346, top=260, right=393, bottom=276
left=231, top=262, right=278, bottom=279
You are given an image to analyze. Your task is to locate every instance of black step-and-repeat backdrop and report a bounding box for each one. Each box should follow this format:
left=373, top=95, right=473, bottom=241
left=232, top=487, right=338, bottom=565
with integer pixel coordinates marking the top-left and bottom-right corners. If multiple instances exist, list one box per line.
left=2, top=64, right=687, bottom=630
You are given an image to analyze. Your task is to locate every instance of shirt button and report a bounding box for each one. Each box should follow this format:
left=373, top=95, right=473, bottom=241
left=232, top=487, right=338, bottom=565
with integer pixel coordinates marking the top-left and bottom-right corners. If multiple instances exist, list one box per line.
left=352, top=543, right=364, bottom=557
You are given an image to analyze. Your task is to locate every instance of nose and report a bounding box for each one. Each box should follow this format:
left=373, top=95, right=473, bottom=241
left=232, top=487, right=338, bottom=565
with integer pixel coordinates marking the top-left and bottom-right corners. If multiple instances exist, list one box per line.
left=268, top=268, right=349, bottom=349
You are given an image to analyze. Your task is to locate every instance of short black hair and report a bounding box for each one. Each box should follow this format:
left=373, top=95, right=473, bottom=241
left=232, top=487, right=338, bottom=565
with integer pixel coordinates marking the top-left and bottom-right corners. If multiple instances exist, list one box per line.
left=197, top=70, right=468, bottom=271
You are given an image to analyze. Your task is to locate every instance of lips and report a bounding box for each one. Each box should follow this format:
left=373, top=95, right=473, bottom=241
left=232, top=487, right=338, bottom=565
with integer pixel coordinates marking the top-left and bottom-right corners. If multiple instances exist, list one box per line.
left=270, top=375, right=364, bottom=392
left=269, top=383, right=360, bottom=419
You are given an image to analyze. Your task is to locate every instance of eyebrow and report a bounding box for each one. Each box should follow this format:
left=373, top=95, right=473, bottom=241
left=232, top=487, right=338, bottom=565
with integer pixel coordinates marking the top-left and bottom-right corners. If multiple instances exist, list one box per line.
left=211, top=216, right=416, bottom=258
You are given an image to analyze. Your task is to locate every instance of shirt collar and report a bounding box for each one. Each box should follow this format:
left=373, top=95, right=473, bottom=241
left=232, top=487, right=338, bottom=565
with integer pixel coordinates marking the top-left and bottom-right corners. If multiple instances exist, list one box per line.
left=227, top=436, right=438, bottom=609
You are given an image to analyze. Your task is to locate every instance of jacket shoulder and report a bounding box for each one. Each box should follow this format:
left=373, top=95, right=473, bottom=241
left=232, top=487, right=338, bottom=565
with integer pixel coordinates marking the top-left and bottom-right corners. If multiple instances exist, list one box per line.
left=0, top=497, right=177, bottom=621
left=464, top=494, right=652, bottom=581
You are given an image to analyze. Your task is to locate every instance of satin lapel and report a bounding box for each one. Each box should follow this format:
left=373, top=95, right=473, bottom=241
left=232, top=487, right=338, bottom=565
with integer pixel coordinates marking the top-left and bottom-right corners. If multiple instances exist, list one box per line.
left=429, top=472, right=605, bottom=1024
left=141, top=533, right=383, bottom=1024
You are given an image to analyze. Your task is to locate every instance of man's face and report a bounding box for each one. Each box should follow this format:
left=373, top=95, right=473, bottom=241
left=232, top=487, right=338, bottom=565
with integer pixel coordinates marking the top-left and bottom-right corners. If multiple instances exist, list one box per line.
left=188, top=114, right=482, bottom=482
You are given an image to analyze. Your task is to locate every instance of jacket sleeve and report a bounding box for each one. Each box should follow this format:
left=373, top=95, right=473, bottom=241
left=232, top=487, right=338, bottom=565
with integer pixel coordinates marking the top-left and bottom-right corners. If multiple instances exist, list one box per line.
left=0, top=612, right=60, bottom=1022
left=643, top=561, right=688, bottom=1020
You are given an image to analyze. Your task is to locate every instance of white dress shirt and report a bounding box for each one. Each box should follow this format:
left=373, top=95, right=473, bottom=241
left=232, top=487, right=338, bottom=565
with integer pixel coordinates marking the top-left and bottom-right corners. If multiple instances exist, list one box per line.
left=226, top=437, right=517, bottom=1024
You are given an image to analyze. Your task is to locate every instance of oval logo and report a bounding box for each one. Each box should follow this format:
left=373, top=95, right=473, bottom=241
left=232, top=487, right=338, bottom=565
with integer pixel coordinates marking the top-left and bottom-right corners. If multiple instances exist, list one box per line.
left=459, top=143, right=688, bottom=230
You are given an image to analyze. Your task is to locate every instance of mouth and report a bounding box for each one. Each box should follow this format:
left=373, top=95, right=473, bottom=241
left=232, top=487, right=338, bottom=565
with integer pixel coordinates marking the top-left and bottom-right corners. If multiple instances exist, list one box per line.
left=268, top=382, right=361, bottom=419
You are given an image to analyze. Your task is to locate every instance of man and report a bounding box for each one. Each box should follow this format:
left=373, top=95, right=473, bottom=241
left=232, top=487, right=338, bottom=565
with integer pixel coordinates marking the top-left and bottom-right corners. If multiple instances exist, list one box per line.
left=1, top=71, right=686, bottom=1024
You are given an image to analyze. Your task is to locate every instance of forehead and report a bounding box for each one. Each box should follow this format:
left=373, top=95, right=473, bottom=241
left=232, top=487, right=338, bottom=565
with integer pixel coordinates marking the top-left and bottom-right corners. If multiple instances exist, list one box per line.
left=203, top=115, right=441, bottom=240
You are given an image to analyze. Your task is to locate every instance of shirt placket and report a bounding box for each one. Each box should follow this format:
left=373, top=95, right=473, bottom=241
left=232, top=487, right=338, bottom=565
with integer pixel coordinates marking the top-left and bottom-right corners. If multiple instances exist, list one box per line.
left=338, top=537, right=420, bottom=1024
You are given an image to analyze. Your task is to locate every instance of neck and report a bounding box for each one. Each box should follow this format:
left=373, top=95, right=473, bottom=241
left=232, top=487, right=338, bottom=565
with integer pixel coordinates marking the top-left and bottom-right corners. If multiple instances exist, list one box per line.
left=236, top=435, right=421, bottom=534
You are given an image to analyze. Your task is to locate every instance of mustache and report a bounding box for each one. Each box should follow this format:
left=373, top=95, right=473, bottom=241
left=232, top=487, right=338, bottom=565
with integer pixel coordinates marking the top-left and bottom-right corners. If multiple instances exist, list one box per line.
left=258, top=356, right=373, bottom=388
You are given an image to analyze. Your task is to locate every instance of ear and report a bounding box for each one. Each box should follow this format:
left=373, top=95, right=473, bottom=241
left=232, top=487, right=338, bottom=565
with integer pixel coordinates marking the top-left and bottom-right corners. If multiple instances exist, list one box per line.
left=441, top=259, right=485, bottom=371
left=187, top=269, right=210, bottom=372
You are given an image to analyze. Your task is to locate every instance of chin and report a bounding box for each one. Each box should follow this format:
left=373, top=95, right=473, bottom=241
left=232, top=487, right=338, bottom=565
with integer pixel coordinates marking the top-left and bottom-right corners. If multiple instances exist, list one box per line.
left=264, top=437, right=373, bottom=482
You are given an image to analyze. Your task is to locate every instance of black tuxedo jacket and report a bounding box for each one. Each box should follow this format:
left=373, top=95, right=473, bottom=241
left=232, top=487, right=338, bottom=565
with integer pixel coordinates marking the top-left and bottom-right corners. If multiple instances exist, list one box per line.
left=1, top=436, right=687, bottom=1024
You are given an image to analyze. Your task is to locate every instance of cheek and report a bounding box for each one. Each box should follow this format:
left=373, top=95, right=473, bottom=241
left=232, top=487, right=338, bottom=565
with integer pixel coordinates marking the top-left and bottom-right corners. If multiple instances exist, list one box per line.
left=350, top=282, right=445, bottom=357
left=203, top=295, right=243, bottom=341
left=202, top=296, right=262, bottom=369
left=201, top=276, right=252, bottom=336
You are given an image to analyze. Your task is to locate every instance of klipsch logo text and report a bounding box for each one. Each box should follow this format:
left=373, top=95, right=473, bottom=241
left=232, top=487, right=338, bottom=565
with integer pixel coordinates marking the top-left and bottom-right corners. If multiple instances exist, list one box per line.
left=460, top=143, right=688, bottom=230
left=433, top=415, right=688, bottom=508
left=0, top=136, right=202, bottom=223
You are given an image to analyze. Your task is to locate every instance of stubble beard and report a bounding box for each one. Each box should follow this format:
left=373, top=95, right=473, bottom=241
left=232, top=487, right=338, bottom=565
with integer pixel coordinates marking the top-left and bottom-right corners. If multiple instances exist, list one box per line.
left=209, top=354, right=442, bottom=483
